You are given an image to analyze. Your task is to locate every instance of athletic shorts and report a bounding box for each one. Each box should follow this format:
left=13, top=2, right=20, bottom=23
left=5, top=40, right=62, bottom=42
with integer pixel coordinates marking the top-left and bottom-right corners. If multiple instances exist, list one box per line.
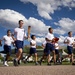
left=4, top=45, right=11, bottom=55
left=67, top=46, right=73, bottom=54
left=15, top=40, right=23, bottom=53
left=45, top=43, right=55, bottom=55
left=30, top=48, right=37, bottom=55
left=44, top=49, right=47, bottom=53
left=55, top=49, right=59, bottom=54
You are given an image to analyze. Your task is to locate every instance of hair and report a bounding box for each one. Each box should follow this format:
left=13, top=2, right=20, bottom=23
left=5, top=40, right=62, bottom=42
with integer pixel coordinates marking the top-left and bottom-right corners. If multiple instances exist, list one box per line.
left=31, top=35, right=35, bottom=39
left=18, top=20, right=23, bottom=24
left=48, top=27, right=52, bottom=31
left=7, top=30, right=11, bottom=33
left=68, top=31, right=72, bottom=35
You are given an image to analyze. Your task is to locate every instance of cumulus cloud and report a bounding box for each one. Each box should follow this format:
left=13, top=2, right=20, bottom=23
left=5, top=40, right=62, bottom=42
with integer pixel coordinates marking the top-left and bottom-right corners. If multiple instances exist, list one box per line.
left=58, top=36, right=66, bottom=46
left=54, top=18, right=75, bottom=35
left=36, top=37, right=45, bottom=43
left=54, top=28, right=66, bottom=35
left=20, top=0, right=75, bottom=20
left=27, top=17, right=49, bottom=36
left=0, top=9, right=75, bottom=44
left=0, top=9, right=50, bottom=37
left=59, top=36, right=65, bottom=43
left=0, top=9, right=27, bottom=28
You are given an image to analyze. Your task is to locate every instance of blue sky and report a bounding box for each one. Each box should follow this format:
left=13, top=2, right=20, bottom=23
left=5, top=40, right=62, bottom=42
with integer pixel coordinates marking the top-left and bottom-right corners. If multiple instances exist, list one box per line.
left=0, top=0, right=75, bottom=51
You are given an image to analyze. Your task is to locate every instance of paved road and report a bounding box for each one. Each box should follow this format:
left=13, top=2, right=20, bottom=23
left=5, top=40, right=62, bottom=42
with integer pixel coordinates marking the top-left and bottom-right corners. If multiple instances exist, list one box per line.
left=0, top=65, right=75, bottom=75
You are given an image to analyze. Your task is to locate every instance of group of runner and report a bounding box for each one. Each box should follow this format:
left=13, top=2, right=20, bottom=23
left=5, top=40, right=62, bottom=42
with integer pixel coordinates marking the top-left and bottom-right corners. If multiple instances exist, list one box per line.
left=0, top=20, right=75, bottom=66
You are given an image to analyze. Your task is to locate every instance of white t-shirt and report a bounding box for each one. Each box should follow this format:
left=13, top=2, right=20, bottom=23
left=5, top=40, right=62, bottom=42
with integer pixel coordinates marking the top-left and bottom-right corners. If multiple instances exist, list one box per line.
left=45, top=32, right=54, bottom=43
left=30, top=40, right=36, bottom=48
left=3, top=35, right=14, bottom=46
left=14, top=28, right=27, bottom=41
left=42, top=41, right=46, bottom=47
left=55, top=43, right=59, bottom=49
left=64, top=36, right=74, bottom=47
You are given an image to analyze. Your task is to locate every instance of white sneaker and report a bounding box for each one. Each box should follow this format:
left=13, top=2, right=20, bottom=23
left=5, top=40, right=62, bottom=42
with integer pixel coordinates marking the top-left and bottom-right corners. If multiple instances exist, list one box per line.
left=4, top=61, right=9, bottom=67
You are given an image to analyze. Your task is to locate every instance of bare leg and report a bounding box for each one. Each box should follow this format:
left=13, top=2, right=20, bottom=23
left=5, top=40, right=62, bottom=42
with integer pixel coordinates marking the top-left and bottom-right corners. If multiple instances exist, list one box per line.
left=34, top=53, right=39, bottom=65
left=4, top=53, right=10, bottom=66
left=5, top=53, right=10, bottom=61
left=18, top=53, right=23, bottom=65
left=70, top=54, right=74, bottom=63
left=40, top=53, right=47, bottom=62
left=53, top=50, right=56, bottom=64
left=58, top=53, right=61, bottom=63
left=47, top=54, right=51, bottom=65
left=16, top=48, right=23, bottom=60
left=13, top=48, right=23, bottom=66
left=34, top=53, right=38, bottom=63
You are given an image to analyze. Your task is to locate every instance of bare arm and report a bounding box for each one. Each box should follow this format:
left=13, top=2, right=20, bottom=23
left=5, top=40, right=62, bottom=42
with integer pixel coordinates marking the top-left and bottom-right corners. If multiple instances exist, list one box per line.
left=11, top=34, right=16, bottom=41
left=45, top=38, right=52, bottom=42
left=24, top=35, right=30, bottom=40
left=0, top=39, right=2, bottom=46
left=55, top=45, right=58, bottom=48
left=64, top=39, right=70, bottom=44
left=42, top=44, right=45, bottom=49
left=0, top=37, right=6, bottom=46
left=30, top=42, right=36, bottom=46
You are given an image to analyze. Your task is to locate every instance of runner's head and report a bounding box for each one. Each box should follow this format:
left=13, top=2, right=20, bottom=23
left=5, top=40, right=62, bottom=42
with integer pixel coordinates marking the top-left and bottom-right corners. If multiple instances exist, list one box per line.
left=48, top=27, right=53, bottom=33
left=7, top=30, right=11, bottom=36
left=19, top=20, right=24, bottom=28
left=31, top=35, right=36, bottom=40
left=68, top=31, right=72, bottom=37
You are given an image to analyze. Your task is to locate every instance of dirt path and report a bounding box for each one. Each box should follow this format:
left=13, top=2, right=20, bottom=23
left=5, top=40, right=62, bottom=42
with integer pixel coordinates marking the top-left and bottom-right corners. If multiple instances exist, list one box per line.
left=0, top=65, right=75, bottom=75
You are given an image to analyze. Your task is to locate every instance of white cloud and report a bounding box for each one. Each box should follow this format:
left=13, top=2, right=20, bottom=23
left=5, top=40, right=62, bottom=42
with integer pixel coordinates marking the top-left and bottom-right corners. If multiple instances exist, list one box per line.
left=0, top=9, right=75, bottom=44
left=0, top=9, right=27, bottom=28
left=54, top=17, right=75, bottom=45
left=59, top=36, right=65, bottom=43
left=36, top=37, right=45, bottom=43
left=58, top=36, right=66, bottom=46
left=54, top=18, right=75, bottom=35
left=54, top=28, right=66, bottom=35
left=61, top=0, right=75, bottom=7
left=0, top=9, right=50, bottom=38
left=27, top=17, right=50, bottom=36
left=20, top=0, right=75, bottom=20
left=37, top=2, right=53, bottom=20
